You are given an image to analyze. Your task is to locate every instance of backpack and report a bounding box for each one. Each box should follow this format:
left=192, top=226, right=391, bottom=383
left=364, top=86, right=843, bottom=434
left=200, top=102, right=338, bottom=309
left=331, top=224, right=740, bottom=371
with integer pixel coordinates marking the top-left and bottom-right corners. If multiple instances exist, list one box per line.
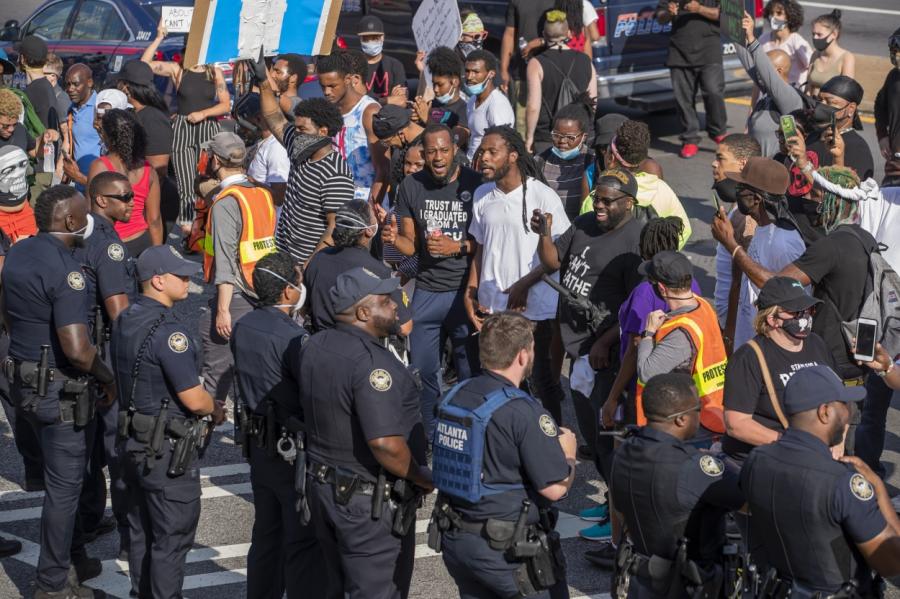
left=823, top=226, right=900, bottom=360
left=540, top=55, right=580, bottom=123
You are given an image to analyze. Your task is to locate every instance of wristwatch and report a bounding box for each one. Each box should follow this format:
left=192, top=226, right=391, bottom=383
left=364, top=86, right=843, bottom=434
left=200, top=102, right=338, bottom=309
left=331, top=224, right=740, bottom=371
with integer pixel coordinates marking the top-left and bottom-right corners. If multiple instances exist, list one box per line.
left=458, top=241, right=467, bottom=257
left=876, top=362, right=896, bottom=378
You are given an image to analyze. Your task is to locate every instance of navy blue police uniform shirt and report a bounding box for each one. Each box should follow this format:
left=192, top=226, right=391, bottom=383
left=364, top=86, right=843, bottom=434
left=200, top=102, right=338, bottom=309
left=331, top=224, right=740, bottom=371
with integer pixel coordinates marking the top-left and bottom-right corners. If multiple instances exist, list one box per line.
left=2, top=233, right=89, bottom=369
left=741, top=429, right=887, bottom=544
left=76, top=214, right=138, bottom=322
left=231, top=306, right=307, bottom=416
left=444, top=371, right=570, bottom=523
left=297, top=322, right=426, bottom=481
left=304, top=245, right=412, bottom=332
left=112, top=295, right=201, bottom=419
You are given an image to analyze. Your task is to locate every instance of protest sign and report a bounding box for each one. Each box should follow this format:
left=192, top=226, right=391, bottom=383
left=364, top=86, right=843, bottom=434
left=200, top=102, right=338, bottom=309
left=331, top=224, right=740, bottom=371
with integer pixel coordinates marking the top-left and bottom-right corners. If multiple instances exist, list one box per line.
left=719, top=0, right=746, bottom=47
left=162, top=6, right=194, bottom=33
left=412, top=0, right=462, bottom=88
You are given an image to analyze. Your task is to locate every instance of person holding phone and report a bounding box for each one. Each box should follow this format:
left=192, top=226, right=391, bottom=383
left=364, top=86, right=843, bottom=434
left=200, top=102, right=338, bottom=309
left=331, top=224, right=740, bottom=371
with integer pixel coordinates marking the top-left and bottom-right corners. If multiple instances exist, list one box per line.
left=807, top=75, right=874, bottom=181
left=860, top=343, right=900, bottom=390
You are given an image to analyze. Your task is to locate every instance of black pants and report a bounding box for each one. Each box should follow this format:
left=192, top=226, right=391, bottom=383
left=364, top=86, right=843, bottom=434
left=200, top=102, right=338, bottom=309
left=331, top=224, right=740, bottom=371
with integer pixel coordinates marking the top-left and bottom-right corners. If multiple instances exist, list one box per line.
left=80, top=403, right=129, bottom=544
left=571, top=362, right=619, bottom=483
left=307, top=477, right=415, bottom=599
left=121, top=439, right=201, bottom=599
left=528, top=319, right=566, bottom=425
left=247, top=443, right=327, bottom=599
left=670, top=63, right=727, bottom=144
left=0, top=331, right=43, bottom=484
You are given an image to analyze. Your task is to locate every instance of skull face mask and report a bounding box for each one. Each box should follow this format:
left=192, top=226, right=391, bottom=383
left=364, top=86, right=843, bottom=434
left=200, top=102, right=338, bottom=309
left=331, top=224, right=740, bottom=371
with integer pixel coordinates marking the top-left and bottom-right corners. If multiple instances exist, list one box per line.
left=0, top=146, right=29, bottom=207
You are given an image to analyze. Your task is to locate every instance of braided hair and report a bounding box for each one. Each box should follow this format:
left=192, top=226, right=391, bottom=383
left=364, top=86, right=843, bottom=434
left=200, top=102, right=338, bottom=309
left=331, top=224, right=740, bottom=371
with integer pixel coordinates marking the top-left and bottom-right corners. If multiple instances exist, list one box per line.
left=818, top=166, right=860, bottom=233
left=639, top=217, right=684, bottom=260
left=483, top=125, right=544, bottom=233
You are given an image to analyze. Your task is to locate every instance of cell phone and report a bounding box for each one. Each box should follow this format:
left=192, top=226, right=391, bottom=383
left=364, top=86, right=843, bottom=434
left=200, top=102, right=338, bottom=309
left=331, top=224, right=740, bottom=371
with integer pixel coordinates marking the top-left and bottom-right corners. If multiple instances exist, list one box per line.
left=829, top=111, right=837, bottom=147
left=780, top=115, right=797, bottom=141
left=853, top=318, right=878, bottom=362
left=713, top=191, right=721, bottom=214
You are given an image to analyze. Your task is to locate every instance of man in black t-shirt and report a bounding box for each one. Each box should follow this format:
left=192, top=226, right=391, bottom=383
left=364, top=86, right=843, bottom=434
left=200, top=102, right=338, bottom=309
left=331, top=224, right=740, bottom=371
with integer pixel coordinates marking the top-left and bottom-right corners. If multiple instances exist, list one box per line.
left=655, top=0, right=727, bottom=159
left=18, top=35, right=59, bottom=200
left=500, top=0, right=555, bottom=107
left=357, top=16, right=407, bottom=104
left=382, top=123, right=482, bottom=441
left=807, top=75, right=874, bottom=181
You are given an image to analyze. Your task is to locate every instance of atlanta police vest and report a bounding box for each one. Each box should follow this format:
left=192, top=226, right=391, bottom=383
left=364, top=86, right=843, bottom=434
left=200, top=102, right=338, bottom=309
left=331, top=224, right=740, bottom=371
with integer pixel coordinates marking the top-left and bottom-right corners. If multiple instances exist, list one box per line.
left=202, top=181, right=276, bottom=292
left=636, top=297, right=727, bottom=433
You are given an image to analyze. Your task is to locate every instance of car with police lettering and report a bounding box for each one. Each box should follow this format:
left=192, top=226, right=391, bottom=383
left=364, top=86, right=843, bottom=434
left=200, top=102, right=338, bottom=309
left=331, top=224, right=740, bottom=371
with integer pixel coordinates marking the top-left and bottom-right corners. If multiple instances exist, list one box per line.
left=336, top=0, right=763, bottom=111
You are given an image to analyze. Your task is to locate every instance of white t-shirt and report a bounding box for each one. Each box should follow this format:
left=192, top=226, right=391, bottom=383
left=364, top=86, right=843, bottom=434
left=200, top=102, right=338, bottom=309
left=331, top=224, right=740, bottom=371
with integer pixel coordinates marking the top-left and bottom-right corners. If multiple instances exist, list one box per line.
left=466, top=88, right=515, bottom=161
left=247, top=135, right=290, bottom=185
left=469, top=178, right=571, bottom=321
left=859, top=186, right=900, bottom=271
left=583, top=0, right=598, bottom=26
left=733, top=223, right=807, bottom=348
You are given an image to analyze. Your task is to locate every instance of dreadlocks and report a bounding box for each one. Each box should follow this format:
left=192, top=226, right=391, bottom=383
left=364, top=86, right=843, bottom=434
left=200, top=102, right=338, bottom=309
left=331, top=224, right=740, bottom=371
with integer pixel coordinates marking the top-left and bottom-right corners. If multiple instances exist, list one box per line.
left=639, top=217, right=684, bottom=260
left=818, top=166, right=860, bottom=233
left=483, top=125, right=544, bottom=233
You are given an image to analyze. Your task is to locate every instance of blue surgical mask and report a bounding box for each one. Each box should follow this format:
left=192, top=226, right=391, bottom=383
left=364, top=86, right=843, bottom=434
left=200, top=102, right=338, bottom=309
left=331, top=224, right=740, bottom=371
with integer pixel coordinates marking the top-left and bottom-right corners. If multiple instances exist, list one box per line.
left=465, top=78, right=488, bottom=96
left=551, top=145, right=581, bottom=160
left=435, top=87, right=456, bottom=105
left=361, top=41, right=383, bottom=57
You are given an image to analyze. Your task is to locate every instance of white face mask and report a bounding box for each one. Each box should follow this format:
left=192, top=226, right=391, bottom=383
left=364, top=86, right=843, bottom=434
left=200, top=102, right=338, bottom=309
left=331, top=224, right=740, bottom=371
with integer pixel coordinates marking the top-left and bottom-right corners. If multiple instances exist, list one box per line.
left=361, top=40, right=384, bottom=57
left=53, top=213, right=95, bottom=240
left=257, top=267, right=307, bottom=313
left=335, top=213, right=377, bottom=233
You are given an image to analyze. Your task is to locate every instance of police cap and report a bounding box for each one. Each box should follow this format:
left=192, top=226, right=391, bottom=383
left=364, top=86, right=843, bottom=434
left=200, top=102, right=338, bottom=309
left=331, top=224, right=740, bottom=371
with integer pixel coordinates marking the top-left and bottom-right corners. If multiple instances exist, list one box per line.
left=782, top=365, right=866, bottom=415
left=330, top=267, right=400, bottom=314
left=137, top=245, right=201, bottom=281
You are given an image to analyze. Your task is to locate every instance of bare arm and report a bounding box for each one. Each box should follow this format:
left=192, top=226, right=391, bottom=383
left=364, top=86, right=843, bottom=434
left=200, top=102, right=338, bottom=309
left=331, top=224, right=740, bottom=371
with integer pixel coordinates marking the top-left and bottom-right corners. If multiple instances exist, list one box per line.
left=176, top=384, right=216, bottom=415
left=369, top=436, right=433, bottom=491
left=144, top=168, right=163, bottom=245
left=146, top=155, right=169, bottom=181
left=196, top=68, right=232, bottom=119
left=840, top=51, right=856, bottom=79
left=500, top=26, right=516, bottom=90
left=525, top=59, right=542, bottom=151
left=312, top=212, right=338, bottom=255
left=259, top=80, right=290, bottom=145
left=723, top=258, right=742, bottom=354
left=724, top=411, right=781, bottom=446
left=364, top=104, right=390, bottom=205
left=57, top=323, right=99, bottom=372
left=393, top=215, right=418, bottom=257
left=535, top=230, right=561, bottom=272
left=103, top=294, right=129, bottom=322
left=588, top=63, right=598, bottom=98
left=538, top=458, right=576, bottom=501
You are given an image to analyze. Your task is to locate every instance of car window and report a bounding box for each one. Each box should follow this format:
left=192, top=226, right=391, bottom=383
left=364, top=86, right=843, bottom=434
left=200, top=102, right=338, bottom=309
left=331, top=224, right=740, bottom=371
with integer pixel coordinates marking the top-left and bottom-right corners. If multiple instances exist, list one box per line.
left=71, top=0, right=129, bottom=41
left=24, top=0, right=76, bottom=40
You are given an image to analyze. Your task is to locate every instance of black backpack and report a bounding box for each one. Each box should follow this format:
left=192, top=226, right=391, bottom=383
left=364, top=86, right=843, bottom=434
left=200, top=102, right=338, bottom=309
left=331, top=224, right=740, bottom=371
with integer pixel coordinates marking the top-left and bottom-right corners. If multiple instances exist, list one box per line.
left=540, top=55, right=580, bottom=122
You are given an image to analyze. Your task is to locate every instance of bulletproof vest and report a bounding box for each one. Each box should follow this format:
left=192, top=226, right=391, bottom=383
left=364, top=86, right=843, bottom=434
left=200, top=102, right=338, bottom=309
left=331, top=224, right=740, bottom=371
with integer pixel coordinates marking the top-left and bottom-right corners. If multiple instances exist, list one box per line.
left=432, top=381, right=530, bottom=503
left=744, top=442, right=860, bottom=592
left=610, top=433, right=694, bottom=558
left=113, top=303, right=193, bottom=418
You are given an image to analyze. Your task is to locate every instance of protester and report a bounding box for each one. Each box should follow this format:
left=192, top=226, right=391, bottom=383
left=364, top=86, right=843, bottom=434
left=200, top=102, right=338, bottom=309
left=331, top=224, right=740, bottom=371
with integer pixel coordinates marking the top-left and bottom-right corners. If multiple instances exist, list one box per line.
left=18, top=35, right=58, bottom=199
left=758, top=0, right=812, bottom=87
left=524, top=9, right=597, bottom=154
left=268, top=53, right=308, bottom=117
left=235, top=93, right=289, bottom=207
left=464, top=50, right=515, bottom=162
left=806, top=10, right=855, bottom=96
left=722, top=276, right=834, bottom=463
left=500, top=0, right=555, bottom=105
left=356, top=16, right=407, bottom=104
left=457, top=11, right=488, bottom=62
left=807, top=75, right=874, bottom=180
left=142, top=20, right=231, bottom=231
left=0, top=89, right=35, bottom=154
left=115, top=60, right=173, bottom=182
left=413, top=47, right=469, bottom=149
left=0, top=146, right=37, bottom=243
left=87, top=109, right=162, bottom=256
left=654, top=0, right=727, bottom=159
left=372, top=105, right=425, bottom=195
left=61, top=64, right=101, bottom=189
left=875, top=29, right=900, bottom=162
left=42, top=54, right=70, bottom=125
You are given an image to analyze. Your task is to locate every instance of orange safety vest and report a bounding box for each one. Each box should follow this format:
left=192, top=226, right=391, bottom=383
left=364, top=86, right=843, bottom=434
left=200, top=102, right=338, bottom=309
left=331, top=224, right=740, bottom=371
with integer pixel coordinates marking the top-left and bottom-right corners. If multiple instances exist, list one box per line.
left=635, top=297, right=727, bottom=433
left=202, top=181, right=277, bottom=291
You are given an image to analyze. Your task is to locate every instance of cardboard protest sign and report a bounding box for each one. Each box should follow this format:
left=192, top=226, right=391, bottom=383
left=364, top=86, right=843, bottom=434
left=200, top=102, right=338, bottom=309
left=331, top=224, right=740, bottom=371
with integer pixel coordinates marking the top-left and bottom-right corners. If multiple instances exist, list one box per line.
left=185, top=0, right=343, bottom=67
left=162, top=6, right=194, bottom=33
left=719, top=0, right=746, bottom=47
left=412, top=0, right=461, bottom=88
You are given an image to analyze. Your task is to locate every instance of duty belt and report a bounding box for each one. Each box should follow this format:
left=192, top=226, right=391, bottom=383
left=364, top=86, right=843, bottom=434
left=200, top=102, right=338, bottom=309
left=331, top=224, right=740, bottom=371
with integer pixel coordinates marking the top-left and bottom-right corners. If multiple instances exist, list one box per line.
left=4, top=358, right=74, bottom=388
left=308, top=461, right=391, bottom=498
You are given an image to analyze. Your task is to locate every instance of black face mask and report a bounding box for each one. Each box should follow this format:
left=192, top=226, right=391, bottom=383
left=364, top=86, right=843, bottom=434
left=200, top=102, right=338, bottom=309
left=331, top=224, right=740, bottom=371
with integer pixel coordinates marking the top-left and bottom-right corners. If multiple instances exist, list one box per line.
left=813, top=102, right=838, bottom=131
left=712, top=178, right=738, bottom=204
left=780, top=313, right=813, bottom=339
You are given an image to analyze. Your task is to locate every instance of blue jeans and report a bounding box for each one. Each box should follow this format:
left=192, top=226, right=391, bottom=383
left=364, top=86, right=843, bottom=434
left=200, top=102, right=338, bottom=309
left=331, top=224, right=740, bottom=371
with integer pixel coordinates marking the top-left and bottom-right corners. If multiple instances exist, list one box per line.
left=409, top=287, right=480, bottom=440
left=855, top=374, right=897, bottom=477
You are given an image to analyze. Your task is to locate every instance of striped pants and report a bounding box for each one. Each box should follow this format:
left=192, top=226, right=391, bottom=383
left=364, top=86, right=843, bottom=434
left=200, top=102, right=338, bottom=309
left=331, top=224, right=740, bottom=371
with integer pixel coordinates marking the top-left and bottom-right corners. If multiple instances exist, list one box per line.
left=172, top=115, right=220, bottom=225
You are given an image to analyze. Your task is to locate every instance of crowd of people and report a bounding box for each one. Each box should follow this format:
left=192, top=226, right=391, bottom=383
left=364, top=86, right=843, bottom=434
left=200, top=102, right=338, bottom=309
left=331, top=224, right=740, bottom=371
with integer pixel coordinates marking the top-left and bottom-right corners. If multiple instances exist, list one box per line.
left=0, top=1, right=898, bottom=598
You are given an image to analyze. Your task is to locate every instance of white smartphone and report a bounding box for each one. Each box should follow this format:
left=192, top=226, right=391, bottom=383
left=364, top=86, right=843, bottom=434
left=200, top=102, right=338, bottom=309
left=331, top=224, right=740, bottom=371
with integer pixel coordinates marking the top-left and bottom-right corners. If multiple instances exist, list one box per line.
left=853, top=318, right=878, bottom=362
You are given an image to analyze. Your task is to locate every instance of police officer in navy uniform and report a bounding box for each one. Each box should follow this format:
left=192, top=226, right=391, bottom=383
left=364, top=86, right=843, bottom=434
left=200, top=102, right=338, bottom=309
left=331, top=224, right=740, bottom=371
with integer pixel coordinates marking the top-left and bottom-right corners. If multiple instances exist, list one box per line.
left=304, top=199, right=413, bottom=335
left=77, top=170, right=139, bottom=557
left=742, top=365, right=900, bottom=597
left=298, top=267, right=431, bottom=599
left=229, top=251, right=327, bottom=599
left=610, top=373, right=744, bottom=599
left=2, top=185, right=116, bottom=599
left=430, top=311, right=577, bottom=599
left=111, top=245, right=226, bottom=599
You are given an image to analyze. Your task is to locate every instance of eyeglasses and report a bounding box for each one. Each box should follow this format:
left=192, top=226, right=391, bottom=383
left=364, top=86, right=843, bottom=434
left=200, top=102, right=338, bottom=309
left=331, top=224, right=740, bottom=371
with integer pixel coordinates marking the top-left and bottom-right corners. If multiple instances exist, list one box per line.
left=550, top=131, right=583, bottom=144
left=663, top=404, right=702, bottom=420
left=589, top=190, right=630, bottom=206
left=103, top=192, right=135, bottom=202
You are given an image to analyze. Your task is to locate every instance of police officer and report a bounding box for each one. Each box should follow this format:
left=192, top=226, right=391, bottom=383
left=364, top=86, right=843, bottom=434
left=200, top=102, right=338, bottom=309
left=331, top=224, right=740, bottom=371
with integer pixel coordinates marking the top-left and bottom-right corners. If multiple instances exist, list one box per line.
left=610, top=373, right=744, bottom=599
left=429, top=311, right=577, bottom=599
left=229, top=251, right=326, bottom=599
left=741, top=365, right=900, bottom=597
left=298, top=267, right=431, bottom=599
left=2, top=185, right=115, bottom=599
left=111, top=245, right=226, bottom=599
left=77, top=170, right=138, bottom=557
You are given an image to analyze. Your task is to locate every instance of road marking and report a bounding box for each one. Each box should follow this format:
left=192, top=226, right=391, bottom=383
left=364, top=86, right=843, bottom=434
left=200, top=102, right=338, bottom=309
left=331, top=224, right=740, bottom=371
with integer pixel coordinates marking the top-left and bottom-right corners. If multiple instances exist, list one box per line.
left=724, top=97, right=876, bottom=124
left=797, top=1, right=900, bottom=16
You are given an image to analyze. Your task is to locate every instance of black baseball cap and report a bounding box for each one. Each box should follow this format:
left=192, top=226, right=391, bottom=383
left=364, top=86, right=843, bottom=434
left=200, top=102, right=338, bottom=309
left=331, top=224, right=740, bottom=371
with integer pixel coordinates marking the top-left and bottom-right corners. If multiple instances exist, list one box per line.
left=755, top=276, right=822, bottom=312
left=19, top=35, right=47, bottom=65
left=116, top=60, right=154, bottom=87
left=595, top=168, right=638, bottom=199
left=137, top=245, right=200, bottom=281
left=594, top=113, right=628, bottom=147
left=330, top=267, right=400, bottom=314
left=357, top=16, right=384, bottom=35
left=638, top=250, right=693, bottom=286
left=782, top=365, right=866, bottom=415
left=372, top=105, right=411, bottom=140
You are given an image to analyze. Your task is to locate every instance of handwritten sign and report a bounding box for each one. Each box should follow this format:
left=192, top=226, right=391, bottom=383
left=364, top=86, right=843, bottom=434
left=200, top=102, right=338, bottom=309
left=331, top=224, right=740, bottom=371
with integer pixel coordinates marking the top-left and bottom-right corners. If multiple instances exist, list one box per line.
left=412, top=0, right=462, bottom=89
left=162, top=6, right=194, bottom=33
left=719, top=0, right=746, bottom=47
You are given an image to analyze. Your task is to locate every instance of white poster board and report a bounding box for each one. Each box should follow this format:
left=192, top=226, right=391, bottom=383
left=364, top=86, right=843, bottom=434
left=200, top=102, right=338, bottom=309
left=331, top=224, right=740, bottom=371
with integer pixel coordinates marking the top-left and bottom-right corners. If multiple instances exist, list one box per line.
left=161, top=6, right=194, bottom=33
left=412, top=0, right=462, bottom=89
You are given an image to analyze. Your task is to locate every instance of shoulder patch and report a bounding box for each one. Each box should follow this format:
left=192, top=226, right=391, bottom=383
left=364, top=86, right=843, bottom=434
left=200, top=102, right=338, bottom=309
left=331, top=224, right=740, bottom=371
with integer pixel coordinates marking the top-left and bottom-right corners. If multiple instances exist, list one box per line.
left=849, top=473, right=874, bottom=501
left=699, top=455, right=724, bottom=477
left=539, top=414, right=558, bottom=437
left=369, top=368, right=392, bottom=392
left=67, top=271, right=85, bottom=291
left=167, top=332, right=189, bottom=353
left=107, top=243, right=125, bottom=262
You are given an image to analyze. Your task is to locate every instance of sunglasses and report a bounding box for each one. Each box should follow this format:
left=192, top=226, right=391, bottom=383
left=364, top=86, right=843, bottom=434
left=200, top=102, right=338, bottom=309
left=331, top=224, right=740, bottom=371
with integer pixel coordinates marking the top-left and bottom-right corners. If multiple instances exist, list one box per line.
left=590, top=190, right=630, bottom=206
left=103, top=191, right=135, bottom=202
